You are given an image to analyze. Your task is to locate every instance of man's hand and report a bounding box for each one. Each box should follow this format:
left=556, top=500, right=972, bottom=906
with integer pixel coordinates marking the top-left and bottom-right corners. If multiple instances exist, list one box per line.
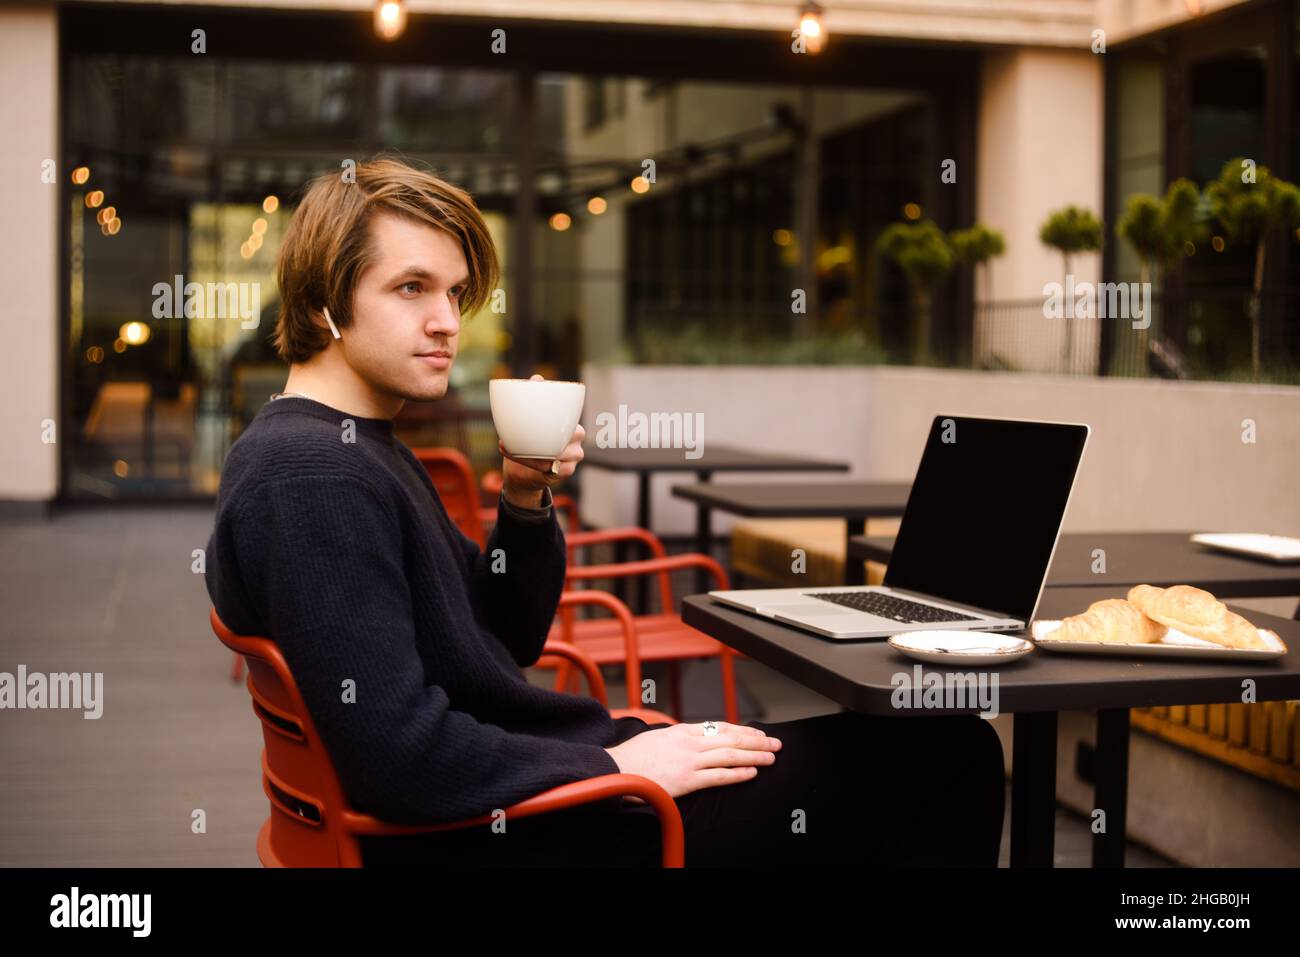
left=605, top=722, right=782, bottom=802
left=499, top=374, right=585, bottom=509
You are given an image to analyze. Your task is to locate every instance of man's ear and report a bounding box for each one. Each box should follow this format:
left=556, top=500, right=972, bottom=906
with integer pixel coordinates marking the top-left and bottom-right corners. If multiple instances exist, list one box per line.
left=322, top=306, right=342, bottom=340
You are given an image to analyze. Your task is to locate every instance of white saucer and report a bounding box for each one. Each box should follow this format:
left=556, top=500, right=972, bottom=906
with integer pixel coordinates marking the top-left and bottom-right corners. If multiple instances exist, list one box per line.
left=888, top=631, right=1035, bottom=666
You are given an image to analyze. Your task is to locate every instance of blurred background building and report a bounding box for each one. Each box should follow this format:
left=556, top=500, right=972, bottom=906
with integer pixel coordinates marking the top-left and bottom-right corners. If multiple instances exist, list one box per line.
left=2, top=0, right=1298, bottom=505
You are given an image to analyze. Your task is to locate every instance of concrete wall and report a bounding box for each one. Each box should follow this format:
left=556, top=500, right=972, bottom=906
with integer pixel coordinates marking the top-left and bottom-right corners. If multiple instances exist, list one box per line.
left=976, top=47, right=1105, bottom=371
left=1098, top=0, right=1255, bottom=44
left=0, top=4, right=59, bottom=504
left=579, top=363, right=1300, bottom=547
left=1052, top=710, right=1300, bottom=867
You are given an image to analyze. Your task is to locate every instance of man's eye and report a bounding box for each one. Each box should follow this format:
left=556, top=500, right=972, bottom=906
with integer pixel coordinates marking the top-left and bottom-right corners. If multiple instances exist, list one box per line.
left=401, top=282, right=422, bottom=295
left=449, top=285, right=465, bottom=299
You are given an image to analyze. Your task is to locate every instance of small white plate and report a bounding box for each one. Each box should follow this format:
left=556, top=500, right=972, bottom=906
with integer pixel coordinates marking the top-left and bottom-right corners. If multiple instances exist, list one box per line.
left=1032, top=619, right=1287, bottom=660
left=1190, top=532, right=1300, bottom=564
left=887, top=631, right=1035, bottom=666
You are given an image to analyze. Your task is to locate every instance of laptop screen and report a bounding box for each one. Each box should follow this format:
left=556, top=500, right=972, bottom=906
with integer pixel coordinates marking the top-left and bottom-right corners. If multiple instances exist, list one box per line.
left=882, top=416, right=1088, bottom=623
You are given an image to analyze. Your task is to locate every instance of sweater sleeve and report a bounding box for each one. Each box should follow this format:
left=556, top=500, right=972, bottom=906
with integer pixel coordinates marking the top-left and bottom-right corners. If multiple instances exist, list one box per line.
left=236, top=473, right=618, bottom=824
left=471, top=490, right=568, bottom=668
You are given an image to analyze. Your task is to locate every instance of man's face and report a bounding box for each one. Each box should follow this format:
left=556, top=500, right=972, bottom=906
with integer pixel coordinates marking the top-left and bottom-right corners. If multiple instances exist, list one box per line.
left=343, top=211, right=468, bottom=402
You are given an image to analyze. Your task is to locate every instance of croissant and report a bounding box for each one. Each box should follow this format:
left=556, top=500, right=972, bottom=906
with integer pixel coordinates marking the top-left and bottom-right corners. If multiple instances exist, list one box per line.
left=1126, top=584, right=1267, bottom=650
left=1049, top=598, right=1167, bottom=644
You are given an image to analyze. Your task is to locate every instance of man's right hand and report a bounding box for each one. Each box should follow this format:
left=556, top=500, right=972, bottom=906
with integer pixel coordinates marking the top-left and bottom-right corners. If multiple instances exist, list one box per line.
left=605, top=722, right=782, bottom=800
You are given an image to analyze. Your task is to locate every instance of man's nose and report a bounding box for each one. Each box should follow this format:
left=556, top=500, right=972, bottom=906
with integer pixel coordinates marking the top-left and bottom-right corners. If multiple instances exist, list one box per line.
left=425, top=297, right=460, bottom=338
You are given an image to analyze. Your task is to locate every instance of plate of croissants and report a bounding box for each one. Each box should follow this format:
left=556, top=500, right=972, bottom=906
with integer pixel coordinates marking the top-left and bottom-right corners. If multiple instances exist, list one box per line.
left=1032, top=584, right=1287, bottom=660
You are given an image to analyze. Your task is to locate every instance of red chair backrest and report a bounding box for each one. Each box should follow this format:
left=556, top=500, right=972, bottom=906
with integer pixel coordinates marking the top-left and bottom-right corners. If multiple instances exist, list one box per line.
left=210, top=608, right=354, bottom=866
left=410, top=447, right=486, bottom=547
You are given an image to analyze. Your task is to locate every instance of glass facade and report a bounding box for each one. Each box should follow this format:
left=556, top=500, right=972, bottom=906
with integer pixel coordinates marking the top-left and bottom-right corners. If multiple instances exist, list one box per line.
left=63, top=54, right=519, bottom=498
left=1104, top=0, right=1300, bottom=381
left=59, top=8, right=973, bottom=500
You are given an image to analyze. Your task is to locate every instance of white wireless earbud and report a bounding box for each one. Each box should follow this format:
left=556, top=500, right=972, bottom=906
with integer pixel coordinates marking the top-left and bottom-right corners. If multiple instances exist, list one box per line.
left=323, top=306, right=341, bottom=340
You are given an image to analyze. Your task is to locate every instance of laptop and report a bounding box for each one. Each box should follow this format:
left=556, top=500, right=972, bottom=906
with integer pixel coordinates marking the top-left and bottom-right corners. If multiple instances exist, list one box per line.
left=709, top=415, right=1090, bottom=640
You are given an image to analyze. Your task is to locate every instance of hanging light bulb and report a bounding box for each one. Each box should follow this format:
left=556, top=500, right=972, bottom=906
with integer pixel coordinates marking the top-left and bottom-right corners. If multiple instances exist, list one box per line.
left=374, top=0, right=407, bottom=41
left=797, top=1, right=826, bottom=54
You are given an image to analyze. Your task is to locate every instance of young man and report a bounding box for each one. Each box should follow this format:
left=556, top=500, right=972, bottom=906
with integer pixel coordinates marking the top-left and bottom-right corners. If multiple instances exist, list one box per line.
left=206, top=156, right=1005, bottom=867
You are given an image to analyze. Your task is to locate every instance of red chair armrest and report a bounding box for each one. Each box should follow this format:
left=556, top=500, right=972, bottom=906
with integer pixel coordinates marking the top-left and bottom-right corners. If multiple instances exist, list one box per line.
left=564, top=528, right=674, bottom=606
left=339, top=774, right=685, bottom=867
left=535, top=637, right=608, bottom=706
left=552, top=590, right=643, bottom=697
left=566, top=553, right=731, bottom=592
left=565, top=526, right=667, bottom=559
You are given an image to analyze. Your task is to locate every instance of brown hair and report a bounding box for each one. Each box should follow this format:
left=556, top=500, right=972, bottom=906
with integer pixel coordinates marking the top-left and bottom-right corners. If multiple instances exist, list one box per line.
left=273, top=155, right=499, bottom=363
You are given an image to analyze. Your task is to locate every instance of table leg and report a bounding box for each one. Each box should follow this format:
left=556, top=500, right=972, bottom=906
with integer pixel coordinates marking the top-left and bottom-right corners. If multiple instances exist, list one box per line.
left=1092, top=708, right=1130, bottom=868
left=636, top=472, right=652, bottom=613
left=1010, top=711, right=1058, bottom=867
left=843, top=517, right=866, bottom=586
left=693, top=470, right=714, bottom=595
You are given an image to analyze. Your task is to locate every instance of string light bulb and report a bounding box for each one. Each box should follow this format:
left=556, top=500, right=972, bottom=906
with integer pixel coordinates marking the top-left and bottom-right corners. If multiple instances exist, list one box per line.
left=374, top=1, right=407, bottom=40
left=798, top=1, right=826, bottom=54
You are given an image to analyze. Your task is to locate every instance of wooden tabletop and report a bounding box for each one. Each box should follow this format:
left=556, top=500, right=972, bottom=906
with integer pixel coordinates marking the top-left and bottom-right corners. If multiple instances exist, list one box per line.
left=847, top=531, right=1300, bottom=598
left=672, top=480, right=912, bottom=518
left=681, top=587, right=1300, bottom=716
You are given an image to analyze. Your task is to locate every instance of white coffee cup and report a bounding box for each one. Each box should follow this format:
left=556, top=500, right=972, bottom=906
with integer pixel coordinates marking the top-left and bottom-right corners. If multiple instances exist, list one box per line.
left=489, top=378, right=586, bottom=459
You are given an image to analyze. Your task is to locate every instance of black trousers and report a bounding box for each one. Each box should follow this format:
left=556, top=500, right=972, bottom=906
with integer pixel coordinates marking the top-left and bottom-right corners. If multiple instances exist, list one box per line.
left=360, top=710, right=1006, bottom=867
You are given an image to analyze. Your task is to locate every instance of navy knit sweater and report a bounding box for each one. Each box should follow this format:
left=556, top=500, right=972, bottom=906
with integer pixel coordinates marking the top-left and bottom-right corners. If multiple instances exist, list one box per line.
left=205, top=395, right=640, bottom=825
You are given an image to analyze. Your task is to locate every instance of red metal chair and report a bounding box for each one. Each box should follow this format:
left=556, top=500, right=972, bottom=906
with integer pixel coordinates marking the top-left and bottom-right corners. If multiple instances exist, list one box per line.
left=469, top=459, right=743, bottom=724
left=409, top=446, right=487, bottom=546
left=558, top=526, right=742, bottom=725
left=211, top=608, right=684, bottom=867
left=549, top=590, right=677, bottom=725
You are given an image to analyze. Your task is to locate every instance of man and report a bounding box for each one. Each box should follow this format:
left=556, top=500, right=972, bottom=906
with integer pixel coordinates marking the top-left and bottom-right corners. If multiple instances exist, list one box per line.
left=206, top=156, right=1005, bottom=867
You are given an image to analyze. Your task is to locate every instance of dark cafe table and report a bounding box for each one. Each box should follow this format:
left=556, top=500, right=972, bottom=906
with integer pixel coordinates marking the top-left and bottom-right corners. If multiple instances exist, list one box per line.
left=581, top=445, right=849, bottom=601
left=681, top=586, right=1300, bottom=868
left=671, top=481, right=913, bottom=586
left=848, top=531, right=1300, bottom=608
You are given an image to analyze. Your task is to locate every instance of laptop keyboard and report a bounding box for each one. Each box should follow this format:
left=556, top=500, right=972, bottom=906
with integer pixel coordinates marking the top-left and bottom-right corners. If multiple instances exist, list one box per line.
left=807, top=591, right=979, bottom=624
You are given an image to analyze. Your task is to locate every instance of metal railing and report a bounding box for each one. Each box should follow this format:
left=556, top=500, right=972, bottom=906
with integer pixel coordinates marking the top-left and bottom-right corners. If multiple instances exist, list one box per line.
left=624, top=288, right=1300, bottom=384
left=975, top=290, right=1300, bottom=384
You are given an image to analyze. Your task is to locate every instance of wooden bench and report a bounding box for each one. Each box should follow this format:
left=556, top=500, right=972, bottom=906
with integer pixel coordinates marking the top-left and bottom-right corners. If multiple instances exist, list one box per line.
left=729, top=517, right=901, bottom=588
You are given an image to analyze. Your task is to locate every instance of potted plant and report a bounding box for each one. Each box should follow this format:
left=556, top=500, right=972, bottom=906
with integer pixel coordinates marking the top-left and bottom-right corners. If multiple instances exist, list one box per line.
left=1205, top=157, right=1300, bottom=379
left=1115, top=178, right=1203, bottom=374
left=875, top=219, right=954, bottom=364
left=1039, top=205, right=1104, bottom=369
left=949, top=224, right=1006, bottom=305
